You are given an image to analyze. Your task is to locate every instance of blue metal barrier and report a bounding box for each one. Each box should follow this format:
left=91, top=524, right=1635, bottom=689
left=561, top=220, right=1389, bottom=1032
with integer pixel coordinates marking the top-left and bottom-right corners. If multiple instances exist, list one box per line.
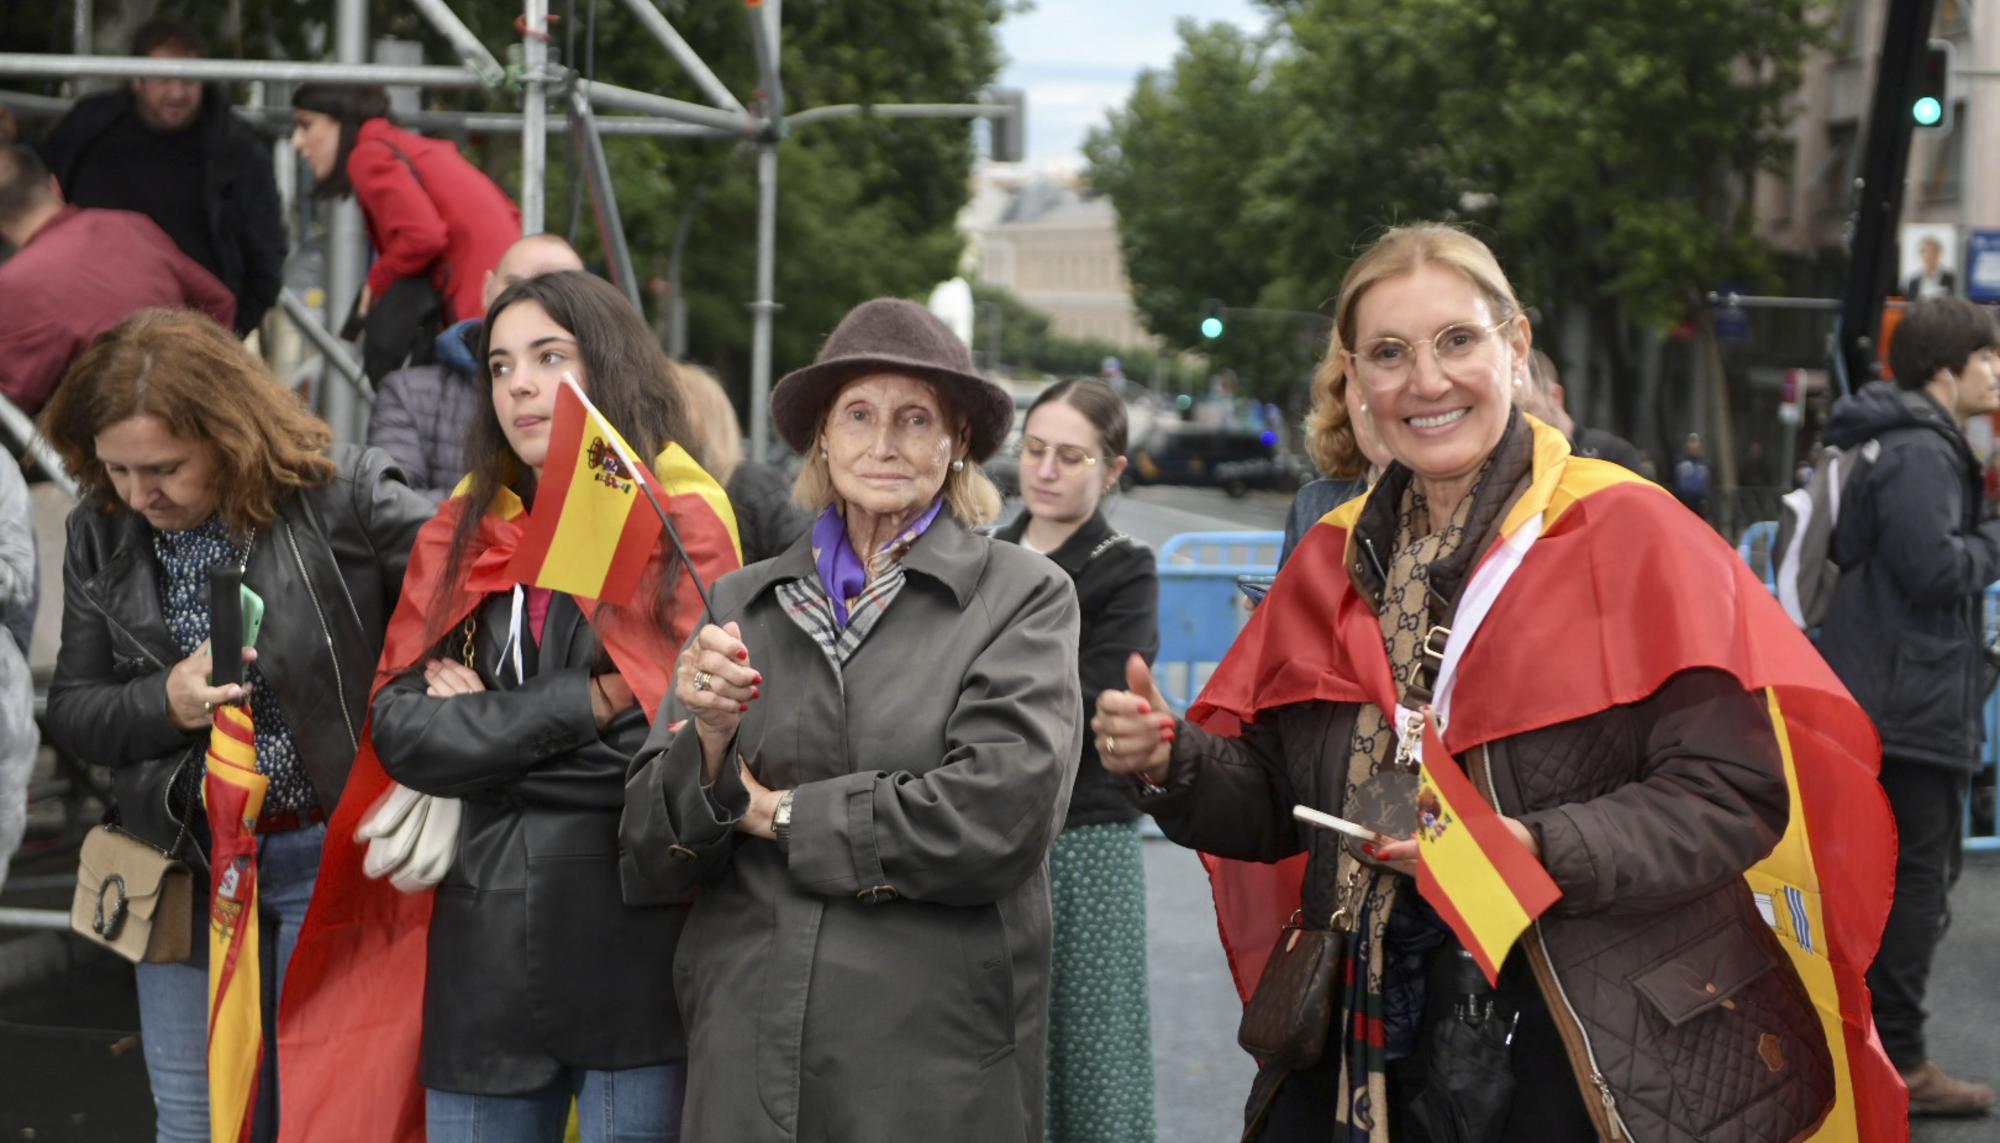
left=1735, top=522, right=1998, bottom=853
left=1154, top=531, right=1282, bottom=712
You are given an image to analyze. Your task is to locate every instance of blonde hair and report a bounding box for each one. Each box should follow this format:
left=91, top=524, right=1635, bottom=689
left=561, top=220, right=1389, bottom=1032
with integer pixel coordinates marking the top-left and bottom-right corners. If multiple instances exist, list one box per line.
left=676, top=363, right=744, bottom=484
left=1304, top=224, right=1524, bottom=478
left=790, top=384, right=1003, bottom=526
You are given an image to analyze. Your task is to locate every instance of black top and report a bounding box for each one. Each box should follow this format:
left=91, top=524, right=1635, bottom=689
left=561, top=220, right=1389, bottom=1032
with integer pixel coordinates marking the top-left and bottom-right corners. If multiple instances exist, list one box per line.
left=64, top=114, right=217, bottom=273
left=41, top=87, right=286, bottom=333
left=994, top=508, right=1159, bottom=827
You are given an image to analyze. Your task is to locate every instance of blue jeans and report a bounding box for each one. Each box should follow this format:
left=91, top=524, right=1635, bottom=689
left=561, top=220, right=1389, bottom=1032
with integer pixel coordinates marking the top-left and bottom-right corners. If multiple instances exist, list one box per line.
left=427, top=1063, right=686, bottom=1143
left=134, top=823, right=325, bottom=1143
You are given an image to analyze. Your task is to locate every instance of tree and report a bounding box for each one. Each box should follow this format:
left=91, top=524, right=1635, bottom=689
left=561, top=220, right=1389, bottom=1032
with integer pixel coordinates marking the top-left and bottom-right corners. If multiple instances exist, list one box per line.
left=1093, top=0, right=1822, bottom=454
left=1083, top=20, right=1308, bottom=399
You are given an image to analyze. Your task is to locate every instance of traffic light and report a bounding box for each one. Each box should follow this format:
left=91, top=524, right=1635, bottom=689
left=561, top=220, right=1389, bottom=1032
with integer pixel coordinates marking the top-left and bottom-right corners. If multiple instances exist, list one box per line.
left=1913, top=39, right=1953, bottom=130
left=1199, top=298, right=1224, bottom=340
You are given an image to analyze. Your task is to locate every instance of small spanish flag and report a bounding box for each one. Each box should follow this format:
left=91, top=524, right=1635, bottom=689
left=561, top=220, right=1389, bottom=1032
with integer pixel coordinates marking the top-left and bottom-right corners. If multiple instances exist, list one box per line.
left=508, top=375, right=741, bottom=603
left=203, top=702, right=266, bottom=1143
left=1413, top=711, right=1562, bottom=987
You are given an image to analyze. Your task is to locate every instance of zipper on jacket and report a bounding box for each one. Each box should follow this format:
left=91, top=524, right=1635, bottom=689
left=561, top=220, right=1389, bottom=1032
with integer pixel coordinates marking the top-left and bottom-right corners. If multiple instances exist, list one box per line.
left=286, top=521, right=360, bottom=752
left=1480, top=744, right=1634, bottom=1141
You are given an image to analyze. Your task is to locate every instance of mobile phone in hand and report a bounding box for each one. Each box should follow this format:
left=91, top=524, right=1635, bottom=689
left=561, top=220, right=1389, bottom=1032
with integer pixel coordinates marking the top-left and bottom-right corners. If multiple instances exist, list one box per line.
left=208, top=564, right=244, bottom=689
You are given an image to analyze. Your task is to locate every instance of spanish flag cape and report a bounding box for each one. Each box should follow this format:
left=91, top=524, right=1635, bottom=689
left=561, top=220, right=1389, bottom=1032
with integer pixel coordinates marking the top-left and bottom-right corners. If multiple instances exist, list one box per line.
left=1188, top=417, right=1905, bottom=1141
left=272, top=448, right=741, bottom=1142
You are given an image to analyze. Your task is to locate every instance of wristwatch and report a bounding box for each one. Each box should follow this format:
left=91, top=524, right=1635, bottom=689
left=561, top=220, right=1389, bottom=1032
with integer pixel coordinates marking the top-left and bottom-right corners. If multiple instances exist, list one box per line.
left=772, top=790, right=796, bottom=853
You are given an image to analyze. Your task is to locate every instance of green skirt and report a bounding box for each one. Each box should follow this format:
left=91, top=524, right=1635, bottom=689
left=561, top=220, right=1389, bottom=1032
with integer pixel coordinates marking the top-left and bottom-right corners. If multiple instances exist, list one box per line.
left=1046, top=819, right=1157, bottom=1143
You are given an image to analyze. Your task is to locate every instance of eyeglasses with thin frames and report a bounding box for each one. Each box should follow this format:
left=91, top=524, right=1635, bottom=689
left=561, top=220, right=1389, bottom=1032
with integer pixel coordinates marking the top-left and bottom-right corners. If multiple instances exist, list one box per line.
left=1018, top=434, right=1108, bottom=470
left=1345, top=317, right=1516, bottom=394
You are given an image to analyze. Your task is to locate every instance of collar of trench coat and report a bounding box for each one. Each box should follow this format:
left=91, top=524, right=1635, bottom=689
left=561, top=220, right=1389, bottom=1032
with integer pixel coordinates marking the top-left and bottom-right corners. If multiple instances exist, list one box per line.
left=737, top=508, right=987, bottom=613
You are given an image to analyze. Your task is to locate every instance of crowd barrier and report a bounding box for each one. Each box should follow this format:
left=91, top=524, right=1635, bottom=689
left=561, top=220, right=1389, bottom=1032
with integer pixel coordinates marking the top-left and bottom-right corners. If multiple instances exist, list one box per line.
left=1150, top=525, right=1999, bottom=853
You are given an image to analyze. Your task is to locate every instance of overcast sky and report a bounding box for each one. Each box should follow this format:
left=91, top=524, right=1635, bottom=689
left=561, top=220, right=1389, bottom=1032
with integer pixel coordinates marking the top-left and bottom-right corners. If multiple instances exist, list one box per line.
left=996, top=0, right=1267, bottom=170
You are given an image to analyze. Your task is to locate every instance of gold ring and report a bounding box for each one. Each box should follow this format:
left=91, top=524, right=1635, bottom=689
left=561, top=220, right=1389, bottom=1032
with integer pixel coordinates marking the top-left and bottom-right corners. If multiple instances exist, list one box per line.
left=1105, top=735, right=1118, bottom=755
left=203, top=701, right=213, bottom=714
left=693, top=671, right=712, bottom=692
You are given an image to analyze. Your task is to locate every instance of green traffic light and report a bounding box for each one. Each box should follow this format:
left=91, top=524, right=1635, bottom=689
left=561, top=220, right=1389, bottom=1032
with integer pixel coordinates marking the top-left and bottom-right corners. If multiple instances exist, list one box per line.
left=1200, top=316, right=1224, bottom=339
left=1914, top=96, right=1944, bottom=126
left=1175, top=393, right=1193, bottom=410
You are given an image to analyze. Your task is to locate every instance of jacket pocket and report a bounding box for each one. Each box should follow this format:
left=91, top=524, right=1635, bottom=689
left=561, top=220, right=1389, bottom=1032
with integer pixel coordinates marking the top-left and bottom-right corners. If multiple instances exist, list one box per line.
left=959, top=902, right=1017, bottom=1069
left=1884, top=627, right=1976, bottom=755
left=1632, top=920, right=1830, bottom=1136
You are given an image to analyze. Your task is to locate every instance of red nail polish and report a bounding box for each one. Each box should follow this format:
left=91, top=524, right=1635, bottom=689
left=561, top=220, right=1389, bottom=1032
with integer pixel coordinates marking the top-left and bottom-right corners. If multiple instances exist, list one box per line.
left=739, top=702, right=750, bottom=713
left=1362, top=844, right=1379, bottom=858
left=1136, top=702, right=1150, bottom=715
left=751, top=688, right=761, bottom=700
left=753, top=674, right=764, bottom=685
left=736, top=649, right=749, bottom=661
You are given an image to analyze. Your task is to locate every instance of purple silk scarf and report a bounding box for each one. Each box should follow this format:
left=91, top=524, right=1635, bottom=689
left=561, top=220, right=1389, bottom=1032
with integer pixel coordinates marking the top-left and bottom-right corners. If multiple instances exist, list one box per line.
left=811, top=497, right=945, bottom=628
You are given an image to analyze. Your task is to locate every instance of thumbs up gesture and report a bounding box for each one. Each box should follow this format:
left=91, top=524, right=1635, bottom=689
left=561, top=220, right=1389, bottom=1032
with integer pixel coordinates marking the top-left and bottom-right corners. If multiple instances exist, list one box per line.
left=1091, top=653, right=1177, bottom=786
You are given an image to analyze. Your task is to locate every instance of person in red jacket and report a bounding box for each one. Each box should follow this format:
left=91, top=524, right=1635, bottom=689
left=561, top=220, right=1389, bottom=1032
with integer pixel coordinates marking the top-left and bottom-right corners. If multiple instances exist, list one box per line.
left=288, top=86, right=520, bottom=373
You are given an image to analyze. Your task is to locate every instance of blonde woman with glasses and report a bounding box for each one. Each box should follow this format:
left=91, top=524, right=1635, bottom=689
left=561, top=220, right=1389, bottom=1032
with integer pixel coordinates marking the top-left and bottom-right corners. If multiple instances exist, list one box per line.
left=994, top=378, right=1159, bottom=1142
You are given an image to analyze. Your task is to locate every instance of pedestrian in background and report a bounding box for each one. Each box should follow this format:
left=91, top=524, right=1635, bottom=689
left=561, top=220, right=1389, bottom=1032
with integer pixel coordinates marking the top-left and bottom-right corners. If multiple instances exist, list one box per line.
left=1095, top=224, right=1869, bottom=1142
left=1284, top=340, right=1393, bottom=567
left=288, top=85, right=520, bottom=381
left=0, top=144, right=235, bottom=414
left=994, top=378, right=1159, bottom=1143
left=370, top=272, right=738, bottom=1142
left=1515, top=350, right=1651, bottom=478
left=40, top=19, right=286, bottom=335
left=1815, top=296, right=2000, bottom=1116
left=625, top=297, right=1081, bottom=1142
left=367, top=233, right=583, bottom=500
left=40, top=309, right=433, bottom=1142
left=677, top=363, right=811, bottom=564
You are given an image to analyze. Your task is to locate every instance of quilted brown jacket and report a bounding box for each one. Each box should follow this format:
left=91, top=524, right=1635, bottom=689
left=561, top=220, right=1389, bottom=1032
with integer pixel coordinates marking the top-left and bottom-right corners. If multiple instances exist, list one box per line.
left=1140, top=421, right=1835, bottom=1142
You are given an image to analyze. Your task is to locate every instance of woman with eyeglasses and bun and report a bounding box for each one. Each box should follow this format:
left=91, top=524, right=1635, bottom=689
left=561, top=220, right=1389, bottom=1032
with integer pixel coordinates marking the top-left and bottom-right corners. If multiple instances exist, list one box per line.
left=994, top=378, right=1159, bottom=1143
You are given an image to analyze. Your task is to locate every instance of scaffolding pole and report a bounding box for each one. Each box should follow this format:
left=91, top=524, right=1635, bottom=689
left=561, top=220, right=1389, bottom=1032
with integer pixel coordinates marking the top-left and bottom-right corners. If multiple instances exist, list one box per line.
left=787, top=102, right=1017, bottom=127
left=278, top=292, right=375, bottom=403
left=325, top=0, right=368, bottom=443
left=71, top=0, right=91, bottom=55
left=579, top=78, right=759, bottom=134
left=567, top=87, right=643, bottom=310
left=407, top=0, right=508, bottom=88
left=615, top=0, right=748, bottom=114
left=746, top=1, right=784, bottom=464
left=0, top=52, right=482, bottom=88
left=521, top=0, right=550, bottom=234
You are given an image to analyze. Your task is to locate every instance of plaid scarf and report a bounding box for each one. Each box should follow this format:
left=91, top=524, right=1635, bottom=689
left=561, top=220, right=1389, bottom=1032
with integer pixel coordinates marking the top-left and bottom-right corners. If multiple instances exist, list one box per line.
left=1334, top=475, right=1481, bottom=1142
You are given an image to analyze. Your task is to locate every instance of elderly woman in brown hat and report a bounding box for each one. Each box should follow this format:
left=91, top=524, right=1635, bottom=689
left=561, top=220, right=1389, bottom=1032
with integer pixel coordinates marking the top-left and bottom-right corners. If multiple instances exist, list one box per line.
left=622, top=298, right=1083, bottom=1142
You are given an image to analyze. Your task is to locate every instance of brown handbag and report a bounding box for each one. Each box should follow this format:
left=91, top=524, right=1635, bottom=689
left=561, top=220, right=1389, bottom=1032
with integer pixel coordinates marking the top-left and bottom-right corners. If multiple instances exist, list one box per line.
left=1236, top=912, right=1345, bottom=1070
left=70, top=823, right=194, bottom=964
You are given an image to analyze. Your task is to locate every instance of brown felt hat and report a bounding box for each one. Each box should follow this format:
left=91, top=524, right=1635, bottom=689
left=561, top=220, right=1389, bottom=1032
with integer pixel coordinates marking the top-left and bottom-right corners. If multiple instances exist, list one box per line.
left=771, top=298, right=1014, bottom=462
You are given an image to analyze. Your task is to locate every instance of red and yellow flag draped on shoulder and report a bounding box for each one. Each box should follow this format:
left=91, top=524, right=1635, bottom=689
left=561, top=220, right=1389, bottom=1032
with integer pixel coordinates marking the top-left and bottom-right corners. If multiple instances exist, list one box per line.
left=272, top=451, right=740, bottom=1143
left=1187, top=416, right=1904, bottom=1141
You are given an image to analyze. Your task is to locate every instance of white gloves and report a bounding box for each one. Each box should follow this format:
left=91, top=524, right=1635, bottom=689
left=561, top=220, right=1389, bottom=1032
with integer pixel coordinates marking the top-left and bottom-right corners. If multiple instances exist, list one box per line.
left=355, top=783, right=461, bottom=893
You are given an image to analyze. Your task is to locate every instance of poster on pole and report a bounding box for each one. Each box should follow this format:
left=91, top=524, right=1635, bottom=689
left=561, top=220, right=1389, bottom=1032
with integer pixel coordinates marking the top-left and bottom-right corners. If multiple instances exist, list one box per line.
left=1966, top=230, right=2000, bottom=304
left=1899, top=223, right=1959, bottom=300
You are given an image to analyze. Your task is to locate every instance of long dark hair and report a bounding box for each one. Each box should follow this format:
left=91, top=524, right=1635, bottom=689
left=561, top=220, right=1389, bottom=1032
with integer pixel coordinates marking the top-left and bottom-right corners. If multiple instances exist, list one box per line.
left=290, top=84, right=390, bottom=199
left=433, top=271, right=696, bottom=644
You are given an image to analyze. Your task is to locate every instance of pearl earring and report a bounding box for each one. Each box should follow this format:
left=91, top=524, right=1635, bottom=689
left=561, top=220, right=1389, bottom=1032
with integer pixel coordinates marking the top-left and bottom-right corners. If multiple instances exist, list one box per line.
left=950, top=458, right=965, bottom=472
left=1359, top=402, right=1369, bottom=414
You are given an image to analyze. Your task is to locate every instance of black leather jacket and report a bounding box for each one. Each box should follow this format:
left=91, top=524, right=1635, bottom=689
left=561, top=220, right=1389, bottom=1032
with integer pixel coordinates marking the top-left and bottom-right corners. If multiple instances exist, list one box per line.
left=46, top=446, right=431, bottom=877
left=371, top=589, right=684, bottom=1094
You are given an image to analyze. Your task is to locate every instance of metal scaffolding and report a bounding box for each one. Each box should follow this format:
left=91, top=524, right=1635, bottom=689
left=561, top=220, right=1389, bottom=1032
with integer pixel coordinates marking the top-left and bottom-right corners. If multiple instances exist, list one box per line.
left=0, top=0, right=1019, bottom=461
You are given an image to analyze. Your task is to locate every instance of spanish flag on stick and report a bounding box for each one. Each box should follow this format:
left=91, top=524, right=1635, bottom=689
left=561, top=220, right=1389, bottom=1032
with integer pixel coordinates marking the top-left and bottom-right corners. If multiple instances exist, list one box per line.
left=203, top=702, right=265, bottom=1143
left=509, top=373, right=733, bottom=615
left=1187, top=415, right=1904, bottom=1141
left=1412, top=711, right=1561, bottom=986
left=275, top=420, right=740, bottom=1143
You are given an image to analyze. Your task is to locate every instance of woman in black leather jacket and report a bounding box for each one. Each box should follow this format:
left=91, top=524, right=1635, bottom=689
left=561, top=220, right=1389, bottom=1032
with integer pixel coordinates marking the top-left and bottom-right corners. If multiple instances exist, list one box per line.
left=370, top=271, right=736, bottom=1143
left=42, top=308, right=434, bottom=1143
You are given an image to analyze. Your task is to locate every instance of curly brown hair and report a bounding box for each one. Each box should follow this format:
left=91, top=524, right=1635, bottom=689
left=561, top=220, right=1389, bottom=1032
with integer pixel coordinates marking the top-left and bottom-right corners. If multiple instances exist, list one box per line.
left=39, top=309, right=335, bottom=531
left=1304, top=223, right=1523, bottom=479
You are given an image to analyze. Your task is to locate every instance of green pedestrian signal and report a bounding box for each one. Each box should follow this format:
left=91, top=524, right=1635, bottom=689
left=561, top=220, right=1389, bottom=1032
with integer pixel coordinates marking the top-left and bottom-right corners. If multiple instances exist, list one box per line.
left=1913, top=97, right=1942, bottom=126
left=1199, top=298, right=1224, bottom=340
